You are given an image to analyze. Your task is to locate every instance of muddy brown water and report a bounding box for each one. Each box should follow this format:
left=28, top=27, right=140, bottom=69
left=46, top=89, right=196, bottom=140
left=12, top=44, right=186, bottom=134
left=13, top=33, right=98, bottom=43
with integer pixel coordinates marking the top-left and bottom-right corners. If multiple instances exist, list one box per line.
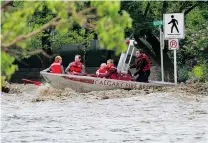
left=1, top=84, right=208, bottom=143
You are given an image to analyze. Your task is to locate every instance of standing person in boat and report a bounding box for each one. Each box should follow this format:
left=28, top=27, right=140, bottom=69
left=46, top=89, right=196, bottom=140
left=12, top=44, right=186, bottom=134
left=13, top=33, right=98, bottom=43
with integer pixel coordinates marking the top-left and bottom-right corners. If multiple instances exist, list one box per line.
left=130, top=50, right=151, bottom=82
left=65, top=55, right=85, bottom=75
left=103, top=59, right=118, bottom=79
left=44, top=56, right=64, bottom=74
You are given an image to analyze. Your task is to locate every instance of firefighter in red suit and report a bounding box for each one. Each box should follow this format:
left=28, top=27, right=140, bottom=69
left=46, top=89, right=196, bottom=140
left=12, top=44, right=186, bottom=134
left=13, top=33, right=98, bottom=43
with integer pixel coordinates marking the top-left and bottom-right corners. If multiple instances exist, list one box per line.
left=130, top=50, right=151, bottom=82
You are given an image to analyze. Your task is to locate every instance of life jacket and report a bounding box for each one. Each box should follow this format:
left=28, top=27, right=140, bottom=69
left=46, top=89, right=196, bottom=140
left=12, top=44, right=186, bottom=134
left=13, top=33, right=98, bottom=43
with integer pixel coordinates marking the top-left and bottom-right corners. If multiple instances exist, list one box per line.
left=142, top=54, right=150, bottom=71
left=106, top=64, right=117, bottom=79
left=50, top=62, right=62, bottom=74
left=96, top=67, right=108, bottom=75
left=69, top=62, right=83, bottom=74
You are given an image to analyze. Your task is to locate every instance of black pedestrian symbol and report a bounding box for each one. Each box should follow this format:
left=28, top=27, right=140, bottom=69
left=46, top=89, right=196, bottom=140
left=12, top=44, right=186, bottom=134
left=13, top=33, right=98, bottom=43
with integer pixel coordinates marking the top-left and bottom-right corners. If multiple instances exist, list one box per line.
left=168, top=15, right=179, bottom=33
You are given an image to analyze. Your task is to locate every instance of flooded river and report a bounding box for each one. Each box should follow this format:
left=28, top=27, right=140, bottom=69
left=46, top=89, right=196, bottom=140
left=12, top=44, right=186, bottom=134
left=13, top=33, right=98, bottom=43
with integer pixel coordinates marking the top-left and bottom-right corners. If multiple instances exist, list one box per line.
left=1, top=84, right=208, bottom=143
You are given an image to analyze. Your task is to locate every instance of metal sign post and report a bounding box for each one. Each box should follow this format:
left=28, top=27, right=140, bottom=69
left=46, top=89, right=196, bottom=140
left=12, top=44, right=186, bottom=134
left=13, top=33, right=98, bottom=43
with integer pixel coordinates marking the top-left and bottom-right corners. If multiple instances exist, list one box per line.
left=168, top=39, right=179, bottom=84
left=153, top=20, right=164, bottom=82
left=159, top=26, right=164, bottom=82
left=174, top=50, right=177, bottom=84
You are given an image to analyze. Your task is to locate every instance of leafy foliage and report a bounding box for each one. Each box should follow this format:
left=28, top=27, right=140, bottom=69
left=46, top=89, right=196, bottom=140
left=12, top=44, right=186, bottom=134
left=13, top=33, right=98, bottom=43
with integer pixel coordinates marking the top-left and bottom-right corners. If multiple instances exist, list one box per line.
left=121, top=1, right=207, bottom=81
left=192, top=63, right=207, bottom=82
left=92, top=1, right=132, bottom=54
left=178, top=65, right=189, bottom=82
left=50, top=29, right=95, bottom=52
left=1, top=52, right=18, bottom=86
left=1, top=1, right=132, bottom=87
left=183, top=6, right=208, bottom=57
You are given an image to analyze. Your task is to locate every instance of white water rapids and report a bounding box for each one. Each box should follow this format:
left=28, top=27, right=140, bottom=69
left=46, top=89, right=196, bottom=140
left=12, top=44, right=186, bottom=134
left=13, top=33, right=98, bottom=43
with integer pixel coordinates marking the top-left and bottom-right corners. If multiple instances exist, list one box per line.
left=1, top=84, right=208, bottom=143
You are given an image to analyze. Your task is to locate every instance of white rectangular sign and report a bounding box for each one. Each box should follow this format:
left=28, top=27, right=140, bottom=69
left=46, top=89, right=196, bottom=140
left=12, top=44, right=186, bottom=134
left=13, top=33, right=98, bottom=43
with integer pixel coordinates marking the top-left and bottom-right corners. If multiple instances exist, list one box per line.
left=164, top=13, right=185, bottom=39
left=168, top=39, right=179, bottom=50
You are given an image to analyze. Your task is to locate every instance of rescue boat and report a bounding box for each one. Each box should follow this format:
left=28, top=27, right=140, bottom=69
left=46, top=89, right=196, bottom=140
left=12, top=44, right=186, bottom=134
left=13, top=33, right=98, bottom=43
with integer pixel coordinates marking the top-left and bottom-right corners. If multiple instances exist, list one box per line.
left=40, top=39, right=175, bottom=92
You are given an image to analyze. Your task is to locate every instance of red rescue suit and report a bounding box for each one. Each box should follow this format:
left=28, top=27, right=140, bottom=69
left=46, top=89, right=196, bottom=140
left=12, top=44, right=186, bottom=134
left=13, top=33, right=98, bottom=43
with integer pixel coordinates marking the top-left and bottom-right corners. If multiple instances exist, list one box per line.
left=142, top=54, right=150, bottom=71
left=50, top=62, right=62, bottom=74
left=105, top=64, right=117, bottom=79
left=96, top=67, right=108, bottom=75
left=69, top=62, right=83, bottom=74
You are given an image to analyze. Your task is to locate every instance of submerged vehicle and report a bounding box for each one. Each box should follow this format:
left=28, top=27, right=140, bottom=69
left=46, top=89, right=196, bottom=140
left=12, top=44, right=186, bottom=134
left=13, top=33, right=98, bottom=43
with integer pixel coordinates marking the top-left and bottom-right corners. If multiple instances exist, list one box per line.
left=40, top=39, right=175, bottom=92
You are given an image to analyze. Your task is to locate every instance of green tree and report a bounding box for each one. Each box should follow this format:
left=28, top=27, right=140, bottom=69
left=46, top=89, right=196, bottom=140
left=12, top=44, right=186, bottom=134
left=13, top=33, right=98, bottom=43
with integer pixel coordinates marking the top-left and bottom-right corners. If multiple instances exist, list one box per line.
left=1, top=1, right=132, bottom=87
left=50, top=29, right=95, bottom=65
left=121, top=1, right=208, bottom=81
left=184, top=4, right=208, bottom=58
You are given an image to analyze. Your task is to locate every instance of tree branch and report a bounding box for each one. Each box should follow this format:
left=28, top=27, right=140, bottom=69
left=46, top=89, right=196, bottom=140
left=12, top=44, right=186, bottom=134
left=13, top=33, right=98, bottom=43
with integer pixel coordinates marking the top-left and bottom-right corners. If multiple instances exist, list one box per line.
left=1, top=17, right=61, bottom=49
left=78, top=7, right=96, bottom=15
left=161, top=1, right=168, bottom=19
left=184, top=3, right=198, bottom=16
left=4, top=48, right=55, bottom=58
left=143, top=2, right=150, bottom=18
left=1, top=0, right=14, bottom=12
left=179, top=1, right=186, bottom=12
left=85, top=14, right=97, bottom=19
left=83, top=21, right=96, bottom=30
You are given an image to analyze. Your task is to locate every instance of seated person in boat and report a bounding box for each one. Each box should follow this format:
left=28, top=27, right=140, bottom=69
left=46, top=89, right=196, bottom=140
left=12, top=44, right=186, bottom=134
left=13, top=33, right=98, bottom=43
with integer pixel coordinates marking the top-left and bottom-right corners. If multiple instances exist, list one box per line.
left=96, top=63, right=107, bottom=76
left=65, top=55, right=85, bottom=75
left=99, top=59, right=117, bottom=79
left=130, top=50, right=151, bottom=82
left=44, top=56, right=64, bottom=74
